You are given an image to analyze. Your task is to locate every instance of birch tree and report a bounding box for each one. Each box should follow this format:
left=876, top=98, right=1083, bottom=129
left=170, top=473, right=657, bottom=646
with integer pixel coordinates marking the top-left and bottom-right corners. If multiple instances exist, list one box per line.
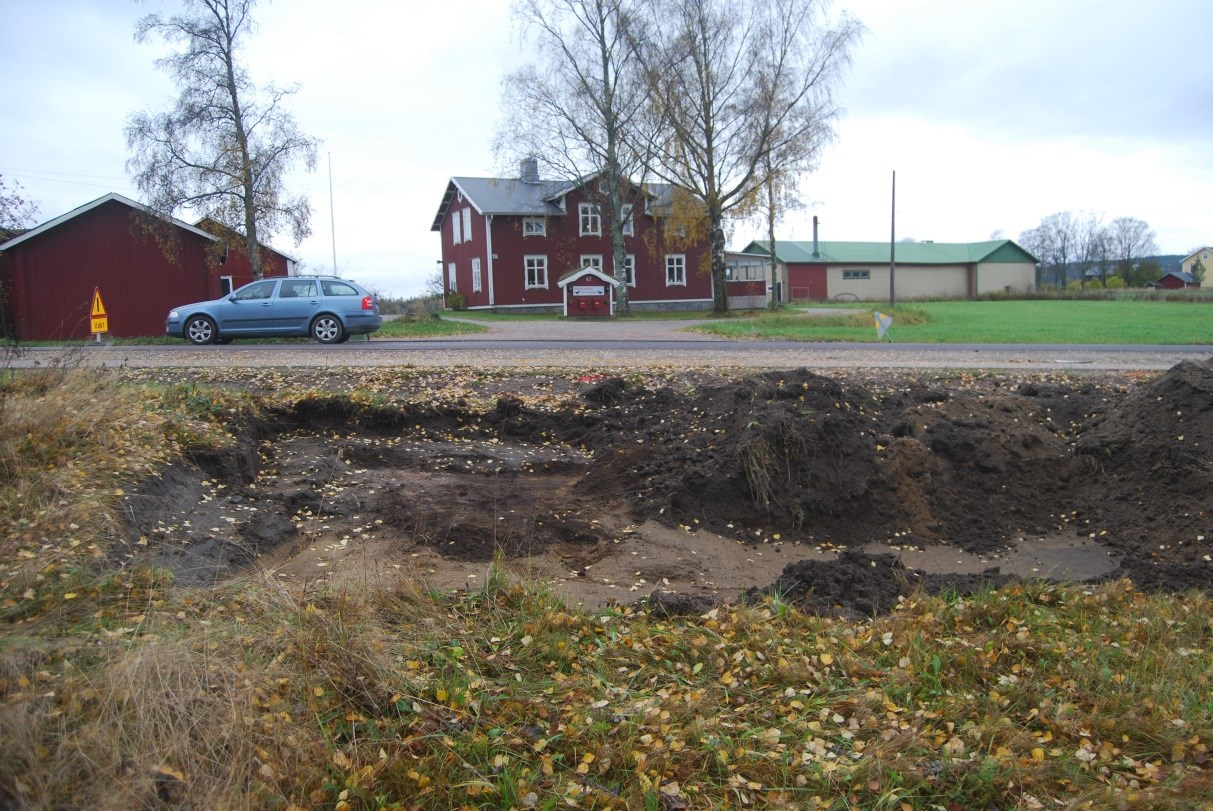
left=1109, top=216, right=1158, bottom=284
left=0, top=175, right=40, bottom=231
left=632, top=0, right=861, bottom=313
left=498, top=0, right=649, bottom=312
left=125, top=0, right=317, bottom=278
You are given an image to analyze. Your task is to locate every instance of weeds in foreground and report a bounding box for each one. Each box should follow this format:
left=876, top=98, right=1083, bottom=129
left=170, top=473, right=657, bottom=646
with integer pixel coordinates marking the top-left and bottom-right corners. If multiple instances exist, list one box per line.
left=3, top=571, right=1210, bottom=809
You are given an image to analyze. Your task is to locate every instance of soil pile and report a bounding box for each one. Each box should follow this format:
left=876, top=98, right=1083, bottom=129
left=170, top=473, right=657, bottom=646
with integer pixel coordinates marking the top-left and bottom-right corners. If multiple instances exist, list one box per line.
left=119, top=361, right=1212, bottom=614
left=1073, top=358, right=1213, bottom=563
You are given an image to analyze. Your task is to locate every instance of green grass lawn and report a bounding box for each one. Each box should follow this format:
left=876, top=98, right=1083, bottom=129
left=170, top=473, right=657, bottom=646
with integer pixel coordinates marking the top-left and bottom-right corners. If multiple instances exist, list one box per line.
left=693, top=300, right=1213, bottom=344
left=374, top=314, right=487, bottom=337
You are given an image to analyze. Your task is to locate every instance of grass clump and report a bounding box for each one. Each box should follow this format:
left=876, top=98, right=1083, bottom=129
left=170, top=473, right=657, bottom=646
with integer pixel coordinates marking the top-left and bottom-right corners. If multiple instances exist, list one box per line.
left=376, top=315, right=488, bottom=338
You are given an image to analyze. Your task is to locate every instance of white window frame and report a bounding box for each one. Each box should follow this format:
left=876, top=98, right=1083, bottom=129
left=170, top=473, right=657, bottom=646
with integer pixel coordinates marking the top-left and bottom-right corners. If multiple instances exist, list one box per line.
left=579, top=203, right=601, bottom=236
left=665, top=254, right=686, bottom=286
left=452, top=212, right=462, bottom=244
left=220, top=275, right=234, bottom=296
left=471, top=257, right=482, bottom=292
left=448, top=262, right=457, bottom=291
left=621, top=204, right=634, bottom=236
left=622, top=254, right=635, bottom=287
left=461, top=207, right=472, bottom=243
left=522, top=217, right=546, bottom=237
left=842, top=269, right=871, bottom=280
left=580, top=254, right=603, bottom=272
left=524, top=255, right=548, bottom=289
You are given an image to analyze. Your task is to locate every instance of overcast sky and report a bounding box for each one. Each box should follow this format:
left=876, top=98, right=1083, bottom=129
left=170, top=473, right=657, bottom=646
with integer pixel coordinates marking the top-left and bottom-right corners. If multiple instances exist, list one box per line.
left=2, top=0, right=1211, bottom=297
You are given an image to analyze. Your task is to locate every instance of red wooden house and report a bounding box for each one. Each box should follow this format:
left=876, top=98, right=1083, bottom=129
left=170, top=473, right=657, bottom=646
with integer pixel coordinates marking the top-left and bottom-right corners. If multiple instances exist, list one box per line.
left=431, top=160, right=712, bottom=314
left=1152, top=271, right=1201, bottom=290
left=0, top=193, right=291, bottom=340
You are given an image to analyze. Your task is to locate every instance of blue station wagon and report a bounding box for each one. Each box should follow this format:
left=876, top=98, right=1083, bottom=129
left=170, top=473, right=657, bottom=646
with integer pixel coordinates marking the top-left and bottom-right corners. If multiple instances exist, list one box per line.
left=166, top=276, right=383, bottom=344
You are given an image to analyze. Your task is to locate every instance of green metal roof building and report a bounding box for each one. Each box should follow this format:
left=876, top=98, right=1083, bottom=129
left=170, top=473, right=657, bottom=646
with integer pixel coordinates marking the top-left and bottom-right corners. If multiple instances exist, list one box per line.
left=737, top=239, right=1038, bottom=301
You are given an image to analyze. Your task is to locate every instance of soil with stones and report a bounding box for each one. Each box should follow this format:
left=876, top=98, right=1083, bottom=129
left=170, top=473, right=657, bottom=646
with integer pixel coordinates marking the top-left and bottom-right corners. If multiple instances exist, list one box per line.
left=116, top=358, right=1213, bottom=616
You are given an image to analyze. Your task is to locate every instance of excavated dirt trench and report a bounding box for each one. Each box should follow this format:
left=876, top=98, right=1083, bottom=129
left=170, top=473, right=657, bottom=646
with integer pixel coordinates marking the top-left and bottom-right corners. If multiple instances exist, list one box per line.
left=117, top=359, right=1213, bottom=616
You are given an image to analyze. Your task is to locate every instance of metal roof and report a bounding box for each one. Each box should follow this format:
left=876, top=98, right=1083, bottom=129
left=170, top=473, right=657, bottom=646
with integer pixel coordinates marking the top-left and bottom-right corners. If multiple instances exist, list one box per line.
left=742, top=239, right=1038, bottom=265
left=1163, top=271, right=1199, bottom=284
left=0, top=192, right=218, bottom=252
left=431, top=177, right=577, bottom=231
left=431, top=175, right=678, bottom=231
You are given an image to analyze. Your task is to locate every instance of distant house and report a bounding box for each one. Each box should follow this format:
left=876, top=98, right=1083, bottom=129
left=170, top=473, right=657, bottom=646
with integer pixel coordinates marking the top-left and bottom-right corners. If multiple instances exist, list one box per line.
left=1180, top=247, right=1210, bottom=279
left=430, top=160, right=712, bottom=313
left=1152, top=270, right=1201, bottom=290
left=0, top=193, right=290, bottom=340
left=739, top=238, right=1038, bottom=301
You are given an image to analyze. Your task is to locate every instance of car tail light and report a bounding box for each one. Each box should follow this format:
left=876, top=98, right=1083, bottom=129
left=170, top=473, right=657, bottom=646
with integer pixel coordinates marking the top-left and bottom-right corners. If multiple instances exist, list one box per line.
left=361, top=296, right=374, bottom=311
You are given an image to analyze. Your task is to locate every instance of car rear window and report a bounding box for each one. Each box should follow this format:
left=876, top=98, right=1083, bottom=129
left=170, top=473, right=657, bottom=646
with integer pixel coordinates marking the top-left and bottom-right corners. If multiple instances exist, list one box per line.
left=321, top=281, right=360, bottom=296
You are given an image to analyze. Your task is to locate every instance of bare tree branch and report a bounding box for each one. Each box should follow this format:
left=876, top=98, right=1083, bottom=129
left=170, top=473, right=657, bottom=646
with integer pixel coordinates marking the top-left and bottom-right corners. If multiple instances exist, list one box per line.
left=630, top=0, right=862, bottom=312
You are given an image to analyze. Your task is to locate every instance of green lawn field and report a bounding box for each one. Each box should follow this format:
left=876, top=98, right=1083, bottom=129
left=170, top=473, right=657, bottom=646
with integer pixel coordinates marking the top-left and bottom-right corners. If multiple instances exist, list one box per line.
left=692, top=300, right=1212, bottom=344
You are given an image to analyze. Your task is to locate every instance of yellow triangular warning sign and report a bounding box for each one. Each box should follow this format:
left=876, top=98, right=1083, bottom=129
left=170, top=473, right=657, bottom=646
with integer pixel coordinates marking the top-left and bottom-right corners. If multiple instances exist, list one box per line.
left=91, top=288, right=107, bottom=318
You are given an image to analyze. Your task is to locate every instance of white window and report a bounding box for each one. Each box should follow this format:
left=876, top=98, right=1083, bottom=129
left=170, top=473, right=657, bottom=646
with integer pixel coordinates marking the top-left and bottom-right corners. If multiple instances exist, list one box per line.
left=471, top=257, right=482, bottom=292
left=665, top=254, right=686, bottom=286
left=523, top=217, right=546, bottom=236
left=220, top=275, right=234, bottom=296
left=448, top=261, right=457, bottom=291
left=452, top=212, right=462, bottom=244
left=621, top=204, right=634, bottom=236
left=579, top=203, right=601, bottom=236
left=621, top=254, right=635, bottom=286
left=461, top=208, right=472, bottom=243
left=842, top=269, right=871, bottom=280
left=728, top=262, right=764, bottom=281
left=524, top=255, right=548, bottom=289
left=580, top=254, right=603, bottom=272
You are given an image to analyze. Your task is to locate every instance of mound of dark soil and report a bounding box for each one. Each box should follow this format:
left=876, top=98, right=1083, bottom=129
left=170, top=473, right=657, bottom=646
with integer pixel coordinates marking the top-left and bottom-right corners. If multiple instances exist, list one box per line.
left=583, top=367, right=1110, bottom=555
left=749, top=549, right=1019, bottom=619
left=1073, top=358, right=1213, bottom=562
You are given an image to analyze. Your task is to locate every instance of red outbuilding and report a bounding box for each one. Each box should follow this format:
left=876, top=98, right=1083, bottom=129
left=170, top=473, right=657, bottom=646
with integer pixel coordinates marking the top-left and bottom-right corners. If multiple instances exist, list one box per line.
left=0, top=193, right=291, bottom=340
left=1153, top=271, right=1201, bottom=290
left=431, top=160, right=713, bottom=313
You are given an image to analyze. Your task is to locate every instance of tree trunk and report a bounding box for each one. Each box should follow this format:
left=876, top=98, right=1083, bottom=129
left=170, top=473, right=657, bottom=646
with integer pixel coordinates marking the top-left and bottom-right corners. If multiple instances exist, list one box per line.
left=708, top=202, right=728, bottom=314
left=766, top=177, right=778, bottom=307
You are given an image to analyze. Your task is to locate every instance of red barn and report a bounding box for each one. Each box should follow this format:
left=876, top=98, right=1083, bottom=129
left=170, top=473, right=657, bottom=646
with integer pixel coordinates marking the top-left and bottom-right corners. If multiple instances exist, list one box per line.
left=431, top=160, right=713, bottom=313
left=1153, top=271, right=1200, bottom=290
left=0, top=193, right=291, bottom=340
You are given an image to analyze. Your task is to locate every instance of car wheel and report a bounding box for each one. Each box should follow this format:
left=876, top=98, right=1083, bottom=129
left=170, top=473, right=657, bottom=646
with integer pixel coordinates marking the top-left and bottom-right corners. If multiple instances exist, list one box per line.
left=185, top=315, right=217, bottom=345
left=311, top=314, right=345, bottom=344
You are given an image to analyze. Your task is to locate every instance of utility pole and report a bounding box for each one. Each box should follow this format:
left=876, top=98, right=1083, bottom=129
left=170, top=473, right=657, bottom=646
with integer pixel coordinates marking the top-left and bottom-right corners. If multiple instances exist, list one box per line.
left=889, top=170, right=896, bottom=310
left=328, top=152, right=338, bottom=275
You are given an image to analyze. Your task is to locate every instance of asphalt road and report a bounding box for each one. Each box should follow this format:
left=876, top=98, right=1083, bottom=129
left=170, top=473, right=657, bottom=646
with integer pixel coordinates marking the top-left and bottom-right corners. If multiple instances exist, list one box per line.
left=11, top=338, right=1209, bottom=372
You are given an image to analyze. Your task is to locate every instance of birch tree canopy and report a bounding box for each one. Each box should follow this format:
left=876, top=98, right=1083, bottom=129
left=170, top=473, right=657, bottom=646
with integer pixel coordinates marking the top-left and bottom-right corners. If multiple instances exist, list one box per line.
left=633, top=0, right=862, bottom=312
left=125, top=0, right=317, bottom=278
